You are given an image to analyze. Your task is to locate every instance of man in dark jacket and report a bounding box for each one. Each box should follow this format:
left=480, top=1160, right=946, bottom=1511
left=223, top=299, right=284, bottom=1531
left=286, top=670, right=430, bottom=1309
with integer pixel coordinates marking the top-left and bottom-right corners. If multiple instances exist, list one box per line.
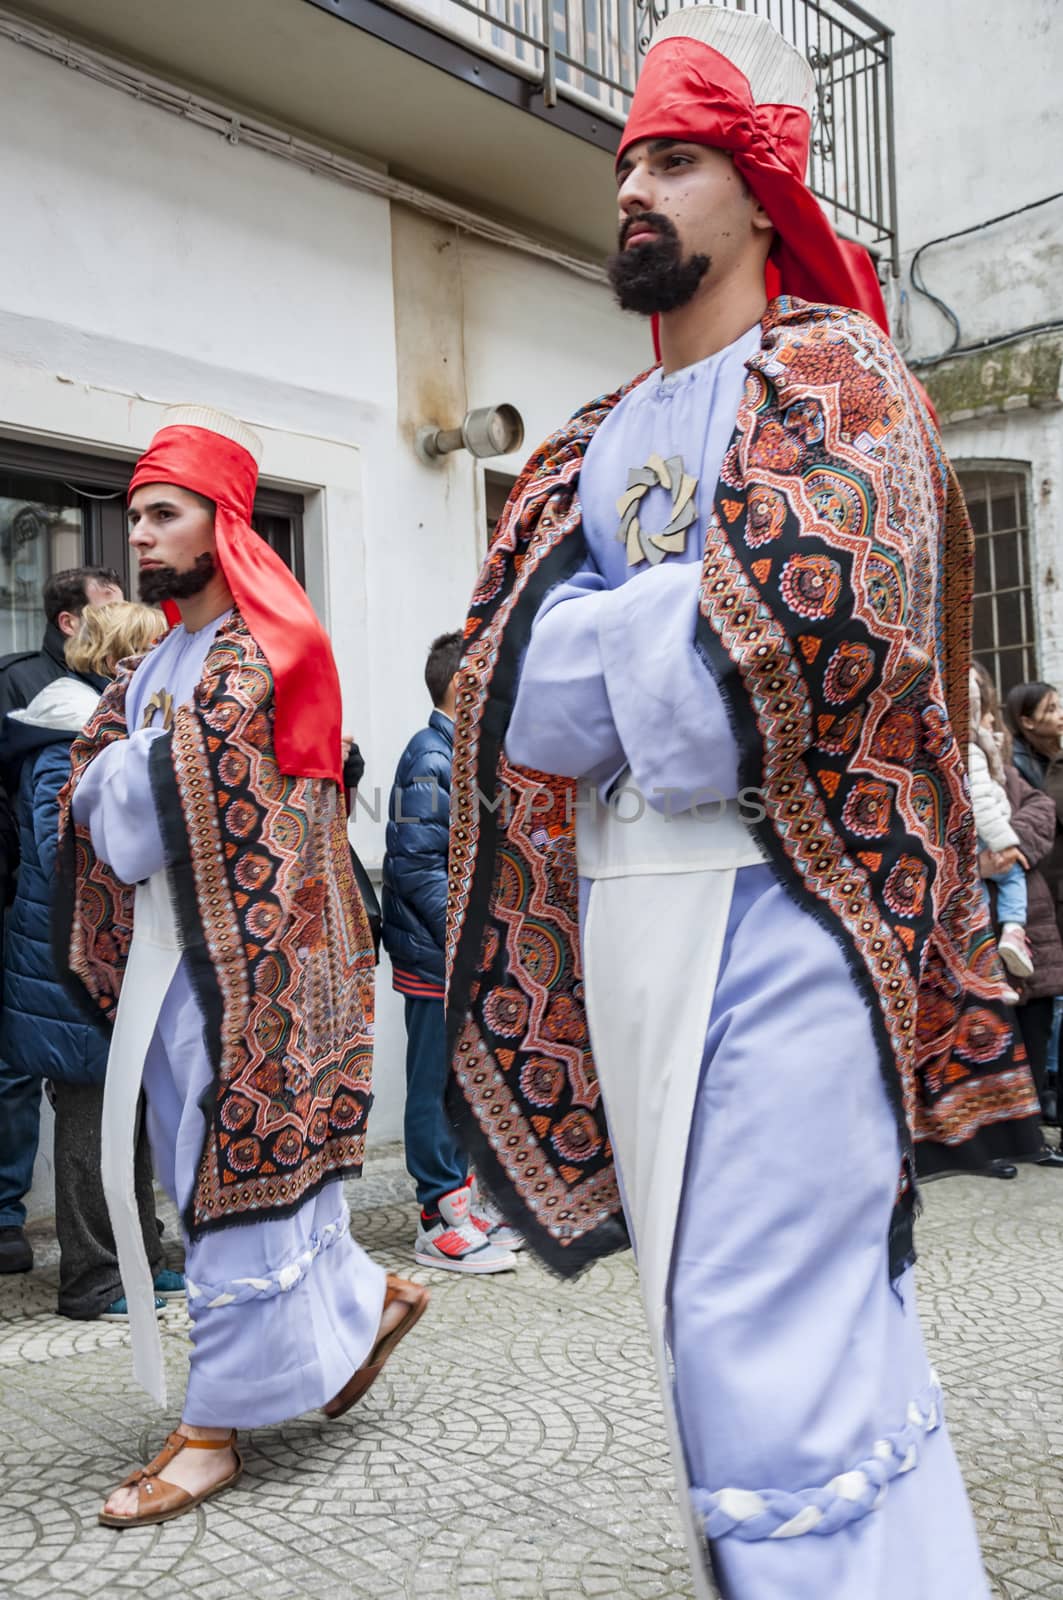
left=0, top=565, right=122, bottom=1274
left=382, top=632, right=517, bottom=1273
left=0, top=566, right=123, bottom=726
left=0, top=670, right=172, bottom=1315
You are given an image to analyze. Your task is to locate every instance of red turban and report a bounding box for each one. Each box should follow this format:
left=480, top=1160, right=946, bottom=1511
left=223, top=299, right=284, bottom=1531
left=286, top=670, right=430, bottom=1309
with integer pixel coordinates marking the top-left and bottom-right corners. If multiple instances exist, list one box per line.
left=129, top=422, right=343, bottom=786
left=619, top=35, right=888, bottom=333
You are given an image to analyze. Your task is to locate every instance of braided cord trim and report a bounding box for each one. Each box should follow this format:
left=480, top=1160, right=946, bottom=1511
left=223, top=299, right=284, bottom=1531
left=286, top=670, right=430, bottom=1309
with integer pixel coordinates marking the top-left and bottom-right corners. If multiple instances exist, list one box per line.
left=185, top=1211, right=349, bottom=1309
left=692, top=1373, right=944, bottom=1541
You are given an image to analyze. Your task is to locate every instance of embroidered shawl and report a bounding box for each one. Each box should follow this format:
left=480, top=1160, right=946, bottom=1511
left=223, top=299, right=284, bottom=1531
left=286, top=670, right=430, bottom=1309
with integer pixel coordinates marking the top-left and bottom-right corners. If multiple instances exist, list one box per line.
left=55, top=612, right=376, bottom=1241
left=446, top=297, right=1042, bottom=1280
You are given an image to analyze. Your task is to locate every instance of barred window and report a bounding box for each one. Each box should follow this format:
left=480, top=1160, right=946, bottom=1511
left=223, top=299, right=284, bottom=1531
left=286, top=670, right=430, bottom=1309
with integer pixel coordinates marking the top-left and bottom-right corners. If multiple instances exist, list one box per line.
left=958, top=467, right=1037, bottom=697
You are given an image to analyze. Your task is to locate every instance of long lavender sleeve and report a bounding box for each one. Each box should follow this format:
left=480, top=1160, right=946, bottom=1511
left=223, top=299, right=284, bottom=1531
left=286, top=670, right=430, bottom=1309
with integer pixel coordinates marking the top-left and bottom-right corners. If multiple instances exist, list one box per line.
left=505, top=568, right=627, bottom=791
left=71, top=729, right=169, bottom=884
left=506, top=561, right=741, bottom=812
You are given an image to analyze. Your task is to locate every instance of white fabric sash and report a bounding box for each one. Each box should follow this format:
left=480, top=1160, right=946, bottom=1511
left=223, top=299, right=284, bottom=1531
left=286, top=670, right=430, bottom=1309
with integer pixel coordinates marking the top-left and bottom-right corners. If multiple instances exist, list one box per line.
left=100, top=872, right=181, bottom=1408
left=578, top=782, right=764, bottom=1598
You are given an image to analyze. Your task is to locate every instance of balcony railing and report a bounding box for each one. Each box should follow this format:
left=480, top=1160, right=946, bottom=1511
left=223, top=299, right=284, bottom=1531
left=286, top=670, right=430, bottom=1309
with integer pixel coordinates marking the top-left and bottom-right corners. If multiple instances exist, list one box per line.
left=388, top=0, right=898, bottom=271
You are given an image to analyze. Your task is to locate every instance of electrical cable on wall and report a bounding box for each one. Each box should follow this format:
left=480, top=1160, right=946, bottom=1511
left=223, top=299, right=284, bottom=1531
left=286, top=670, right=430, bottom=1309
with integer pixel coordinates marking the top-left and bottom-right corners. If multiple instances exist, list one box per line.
left=910, top=192, right=1063, bottom=368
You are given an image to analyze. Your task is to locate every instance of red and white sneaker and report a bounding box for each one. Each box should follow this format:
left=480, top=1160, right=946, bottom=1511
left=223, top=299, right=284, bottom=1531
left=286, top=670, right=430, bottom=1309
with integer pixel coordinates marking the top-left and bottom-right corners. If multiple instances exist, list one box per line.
left=998, top=924, right=1034, bottom=981
left=468, top=1174, right=525, bottom=1253
left=414, top=1184, right=516, bottom=1274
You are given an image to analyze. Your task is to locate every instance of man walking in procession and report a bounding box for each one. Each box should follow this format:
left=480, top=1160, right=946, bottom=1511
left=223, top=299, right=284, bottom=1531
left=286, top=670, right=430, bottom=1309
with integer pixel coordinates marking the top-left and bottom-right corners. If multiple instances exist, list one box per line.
left=58, top=406, right=428, bottom=1527
left=445, top=10, right=1041, bottom=1598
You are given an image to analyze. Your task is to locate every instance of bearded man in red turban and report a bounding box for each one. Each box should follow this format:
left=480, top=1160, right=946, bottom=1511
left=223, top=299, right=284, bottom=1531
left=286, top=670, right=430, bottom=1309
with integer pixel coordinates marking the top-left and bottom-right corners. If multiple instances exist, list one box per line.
left=446, top=9, right=1039, bottom=1596
left=57, top=406, right=428, bottom=1526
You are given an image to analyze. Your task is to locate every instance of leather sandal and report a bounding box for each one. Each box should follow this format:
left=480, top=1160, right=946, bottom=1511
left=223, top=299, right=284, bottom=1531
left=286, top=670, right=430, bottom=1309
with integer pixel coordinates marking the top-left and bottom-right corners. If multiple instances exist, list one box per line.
left=323, top=1273, right=430, bottom=1419
left=98, top=1429, right=243, bottom=1528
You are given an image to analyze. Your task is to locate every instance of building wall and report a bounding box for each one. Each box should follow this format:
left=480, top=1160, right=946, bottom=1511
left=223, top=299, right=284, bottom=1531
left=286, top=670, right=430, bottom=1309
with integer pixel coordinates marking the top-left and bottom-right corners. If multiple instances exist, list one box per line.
left=872, top=0, right=1062, bottom=690
left=0, top=31, right=646, bottom=1208
left=874, top=0, right=1062, bottom=361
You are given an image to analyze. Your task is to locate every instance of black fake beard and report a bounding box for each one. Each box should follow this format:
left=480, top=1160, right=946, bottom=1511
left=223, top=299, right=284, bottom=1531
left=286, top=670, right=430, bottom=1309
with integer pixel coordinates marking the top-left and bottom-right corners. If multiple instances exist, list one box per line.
left=138, top=550, right=218, bottom=604
left=606, top=211, right=711, bottom=315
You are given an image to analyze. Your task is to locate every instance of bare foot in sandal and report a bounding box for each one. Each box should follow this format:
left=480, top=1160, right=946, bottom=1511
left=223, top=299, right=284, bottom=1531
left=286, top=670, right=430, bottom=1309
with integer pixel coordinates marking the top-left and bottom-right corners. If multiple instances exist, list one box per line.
left=101, top=1425, right=241, bottom=1525
left=323, top=1274, right=430, bottom=1419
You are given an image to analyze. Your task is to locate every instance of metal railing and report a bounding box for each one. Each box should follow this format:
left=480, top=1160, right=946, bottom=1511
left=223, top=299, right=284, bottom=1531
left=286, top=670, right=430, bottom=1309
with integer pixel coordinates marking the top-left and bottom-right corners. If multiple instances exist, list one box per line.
left=403, top=0, right=898, bottom=270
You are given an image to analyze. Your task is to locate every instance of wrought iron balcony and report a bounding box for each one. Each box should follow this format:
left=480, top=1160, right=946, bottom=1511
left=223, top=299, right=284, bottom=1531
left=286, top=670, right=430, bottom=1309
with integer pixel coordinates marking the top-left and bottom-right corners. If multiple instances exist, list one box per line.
left=363, top=0, right=898, bottom=271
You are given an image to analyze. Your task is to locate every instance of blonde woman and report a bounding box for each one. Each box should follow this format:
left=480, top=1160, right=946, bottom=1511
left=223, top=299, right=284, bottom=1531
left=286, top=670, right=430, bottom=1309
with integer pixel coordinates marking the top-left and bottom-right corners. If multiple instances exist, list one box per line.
left=0, top=601, right=171, bottom=1319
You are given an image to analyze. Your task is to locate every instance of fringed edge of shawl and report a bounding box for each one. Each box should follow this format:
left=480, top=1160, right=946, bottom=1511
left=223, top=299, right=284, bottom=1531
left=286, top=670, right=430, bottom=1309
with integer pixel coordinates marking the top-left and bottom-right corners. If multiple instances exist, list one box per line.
left=446, top=529, right=632, bottom=1280
left=147, top=735, right=370, bottom=1245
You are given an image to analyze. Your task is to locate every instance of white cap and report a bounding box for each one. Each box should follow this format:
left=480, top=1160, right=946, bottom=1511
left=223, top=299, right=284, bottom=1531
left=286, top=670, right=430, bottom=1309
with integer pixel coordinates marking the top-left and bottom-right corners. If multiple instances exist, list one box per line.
left=649, top=6, right=815, bottom=116
left=159, top=404, right=263, bottom=466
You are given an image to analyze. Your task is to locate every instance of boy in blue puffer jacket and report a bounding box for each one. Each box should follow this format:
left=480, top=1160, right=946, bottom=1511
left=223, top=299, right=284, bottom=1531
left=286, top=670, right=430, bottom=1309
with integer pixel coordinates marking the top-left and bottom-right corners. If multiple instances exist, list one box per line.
left=383, top=632, right=519, bottom=1273
left=0, top=602, right=182, bottom=1318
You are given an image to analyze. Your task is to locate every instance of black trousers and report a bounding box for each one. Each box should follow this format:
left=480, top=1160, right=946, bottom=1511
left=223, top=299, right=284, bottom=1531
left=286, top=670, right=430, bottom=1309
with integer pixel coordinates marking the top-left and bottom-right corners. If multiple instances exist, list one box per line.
left=52, top=1082, right=163, bottom=1318
left=1015, top=999, right=1059, bottom=1122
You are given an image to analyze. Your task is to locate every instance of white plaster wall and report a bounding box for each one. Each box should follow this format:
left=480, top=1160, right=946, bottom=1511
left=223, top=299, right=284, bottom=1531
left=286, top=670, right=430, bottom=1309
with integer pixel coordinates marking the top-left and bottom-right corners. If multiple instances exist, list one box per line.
left=0, top=32, right=649, bottom=1207
left=873, top=0, right=1062, bottom=361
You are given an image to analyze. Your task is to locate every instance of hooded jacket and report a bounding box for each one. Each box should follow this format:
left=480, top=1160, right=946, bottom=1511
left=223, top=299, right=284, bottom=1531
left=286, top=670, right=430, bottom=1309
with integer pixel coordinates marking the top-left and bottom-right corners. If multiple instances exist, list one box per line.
left=0, top=625, right=104, bottom=892
left=381, top=710, right=453, bottom=992
left=0, top=676, right=109, bottom=1084
left=968, top=668, right=1019, bottom=853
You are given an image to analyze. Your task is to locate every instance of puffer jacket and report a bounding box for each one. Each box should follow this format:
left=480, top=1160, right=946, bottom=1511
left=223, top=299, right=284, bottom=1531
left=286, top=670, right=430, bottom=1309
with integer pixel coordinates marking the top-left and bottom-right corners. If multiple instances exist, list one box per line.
left=0, top=676, right=109, bottom=1084
left=1002, top=764, right=1063, bottom=1001
left=381, top=710, right=452, bottom=990
left=968, top=743, right=1019, bottom=852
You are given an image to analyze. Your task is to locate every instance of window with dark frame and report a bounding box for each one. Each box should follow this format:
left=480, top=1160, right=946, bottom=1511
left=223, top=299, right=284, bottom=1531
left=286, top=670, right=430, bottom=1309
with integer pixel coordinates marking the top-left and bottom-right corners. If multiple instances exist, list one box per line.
left=958, top=466, right=1038, bottom=699
left=0, top=440, right=305, bottom=657
left=484, top=469, right=516, bottom=546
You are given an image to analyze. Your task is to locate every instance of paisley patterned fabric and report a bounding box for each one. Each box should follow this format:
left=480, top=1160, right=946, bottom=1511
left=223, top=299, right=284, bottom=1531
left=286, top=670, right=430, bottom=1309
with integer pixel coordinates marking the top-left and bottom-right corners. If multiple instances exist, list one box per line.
left=446, top=297, right=1041, bottom=1278
left=55, top=613, right=376, bottom=1240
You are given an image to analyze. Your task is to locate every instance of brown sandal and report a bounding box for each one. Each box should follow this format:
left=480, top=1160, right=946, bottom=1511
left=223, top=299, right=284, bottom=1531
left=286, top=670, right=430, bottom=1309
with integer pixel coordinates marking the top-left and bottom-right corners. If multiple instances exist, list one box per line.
left=98, top=1429, right=243, bottom=1528
left=323, top=1273, right=430, bottom=1419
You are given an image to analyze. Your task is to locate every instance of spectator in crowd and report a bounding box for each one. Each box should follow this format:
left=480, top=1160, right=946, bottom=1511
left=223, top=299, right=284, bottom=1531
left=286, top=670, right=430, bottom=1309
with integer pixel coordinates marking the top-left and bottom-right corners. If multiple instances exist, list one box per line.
left=974, top=664, right=1063, bottom=1165
left=0, top=566, right=124, bottom=724
left=0, top=601, right=186, bottom=1314
left=0, top=565, right=123, bottom=1276
left=1006, top=679, right=1063, bottom=1143
left=1008, top=681, right=1063, bottom=890
left=382, top=631, right=518, bottom=1272
left=969, top=665, right=1033, bottom=980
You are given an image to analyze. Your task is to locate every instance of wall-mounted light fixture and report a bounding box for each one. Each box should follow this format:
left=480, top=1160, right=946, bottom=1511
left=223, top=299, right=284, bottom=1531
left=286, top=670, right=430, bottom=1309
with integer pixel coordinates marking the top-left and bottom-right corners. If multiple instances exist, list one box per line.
left=416, top=404, right=525, bottom=466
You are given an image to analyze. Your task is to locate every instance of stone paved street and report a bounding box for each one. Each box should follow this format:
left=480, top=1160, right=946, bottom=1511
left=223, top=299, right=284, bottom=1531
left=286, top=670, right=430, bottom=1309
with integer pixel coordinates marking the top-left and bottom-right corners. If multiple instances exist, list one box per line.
left=1, top=1144, right=1061, bottom=1600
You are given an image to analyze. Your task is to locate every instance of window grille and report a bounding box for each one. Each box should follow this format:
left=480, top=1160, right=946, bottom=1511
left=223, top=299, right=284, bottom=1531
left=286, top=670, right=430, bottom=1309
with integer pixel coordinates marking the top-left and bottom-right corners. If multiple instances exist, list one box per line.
left=958, top=466, right=1037, bottom=698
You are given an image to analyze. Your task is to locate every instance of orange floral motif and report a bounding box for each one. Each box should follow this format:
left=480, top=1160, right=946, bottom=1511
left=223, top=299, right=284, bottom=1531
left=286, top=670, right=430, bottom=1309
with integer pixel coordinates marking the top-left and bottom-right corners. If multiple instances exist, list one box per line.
left=823, top=641, right=876, bottom=705
left=884, top=855, right=929, bottom=919
left=780, top=554, right=842, bottom=621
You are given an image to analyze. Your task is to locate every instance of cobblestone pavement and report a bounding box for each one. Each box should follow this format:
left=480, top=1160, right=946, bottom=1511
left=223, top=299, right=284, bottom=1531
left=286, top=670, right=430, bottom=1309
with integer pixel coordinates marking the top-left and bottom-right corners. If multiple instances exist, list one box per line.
left=1, top=1145, right=1060, bottom=1600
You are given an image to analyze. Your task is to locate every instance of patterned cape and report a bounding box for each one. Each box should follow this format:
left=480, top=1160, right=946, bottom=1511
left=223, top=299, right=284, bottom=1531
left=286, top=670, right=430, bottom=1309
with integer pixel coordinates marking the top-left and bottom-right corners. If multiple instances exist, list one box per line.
left=446, top=297, right=1042, bottom=1281
left=55, top=612, right=376, bottom=1241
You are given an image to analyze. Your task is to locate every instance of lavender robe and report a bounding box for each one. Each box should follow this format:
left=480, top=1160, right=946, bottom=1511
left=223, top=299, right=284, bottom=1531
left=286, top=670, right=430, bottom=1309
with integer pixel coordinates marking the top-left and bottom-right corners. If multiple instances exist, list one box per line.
left=506, top=329, right=989, bottom=1598
left=73, top=613, right=385, bottom=1427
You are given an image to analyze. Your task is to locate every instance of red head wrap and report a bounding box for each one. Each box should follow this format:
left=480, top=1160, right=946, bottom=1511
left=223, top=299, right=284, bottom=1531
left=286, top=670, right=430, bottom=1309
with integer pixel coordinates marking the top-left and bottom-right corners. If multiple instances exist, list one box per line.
left=129, top=423, right=342, bottom=785
left=619, top=36, right=888, bottom=332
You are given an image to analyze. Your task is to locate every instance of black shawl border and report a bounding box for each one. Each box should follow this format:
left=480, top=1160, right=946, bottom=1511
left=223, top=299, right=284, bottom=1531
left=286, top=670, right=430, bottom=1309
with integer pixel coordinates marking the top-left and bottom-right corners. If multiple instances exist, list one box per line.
left=445, top=527, right=631, bottom=1279
left=147, top=736, right=368, bottom=1245
left=51, top=814, right=114, bottom=1035
left=692, top=615, right=919, bottom=1280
